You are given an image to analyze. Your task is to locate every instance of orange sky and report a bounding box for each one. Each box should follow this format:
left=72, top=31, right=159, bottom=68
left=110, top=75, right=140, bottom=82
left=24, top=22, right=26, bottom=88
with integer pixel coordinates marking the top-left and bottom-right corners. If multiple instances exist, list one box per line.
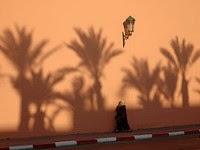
left=0, top=0, right=200, bottom=131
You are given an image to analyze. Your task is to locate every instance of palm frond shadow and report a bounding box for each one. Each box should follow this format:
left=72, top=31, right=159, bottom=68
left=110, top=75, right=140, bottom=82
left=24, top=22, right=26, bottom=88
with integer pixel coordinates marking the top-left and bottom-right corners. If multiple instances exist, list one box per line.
left=121, top=56, right=163, bottom=109
left=66, top=27, right=123, bottom=111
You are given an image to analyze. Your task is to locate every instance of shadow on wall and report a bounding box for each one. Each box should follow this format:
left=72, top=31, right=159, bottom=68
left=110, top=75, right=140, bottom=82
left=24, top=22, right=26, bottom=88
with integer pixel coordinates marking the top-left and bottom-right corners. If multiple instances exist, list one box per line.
left=65, top=27, right=123, bottom=111
left=0, top=25, right=77, bottom=133
left=160, top=37, right=200, bottom=108
left=0, top=25, right=200, bottom=139
left=121, top=57, right=162, bottom=109
left=121, top=37, right=200, bottom=109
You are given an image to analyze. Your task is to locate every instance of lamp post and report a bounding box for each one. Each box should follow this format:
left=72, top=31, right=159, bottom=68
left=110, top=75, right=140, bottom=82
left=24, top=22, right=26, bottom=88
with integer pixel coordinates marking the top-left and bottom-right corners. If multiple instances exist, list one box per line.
left=122, top=16, right=135, bottom=47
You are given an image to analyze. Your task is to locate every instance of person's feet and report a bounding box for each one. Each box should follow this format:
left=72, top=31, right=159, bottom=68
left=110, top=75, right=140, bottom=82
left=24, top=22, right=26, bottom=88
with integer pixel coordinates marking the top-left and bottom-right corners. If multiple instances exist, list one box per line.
left=126, top=129, right=132, bottom=132
left=114, top=129, right=132, bottom=133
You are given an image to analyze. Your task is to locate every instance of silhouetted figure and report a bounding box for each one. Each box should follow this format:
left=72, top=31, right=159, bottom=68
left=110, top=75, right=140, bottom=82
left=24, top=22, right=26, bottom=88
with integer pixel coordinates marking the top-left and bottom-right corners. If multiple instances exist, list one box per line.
left=114, top=100, right=132, bottom=133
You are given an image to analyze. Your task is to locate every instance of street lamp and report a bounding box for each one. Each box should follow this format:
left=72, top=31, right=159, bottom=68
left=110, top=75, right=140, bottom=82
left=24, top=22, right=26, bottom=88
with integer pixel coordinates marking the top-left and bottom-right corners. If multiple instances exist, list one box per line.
left=122, top=16, right=135, bottom=47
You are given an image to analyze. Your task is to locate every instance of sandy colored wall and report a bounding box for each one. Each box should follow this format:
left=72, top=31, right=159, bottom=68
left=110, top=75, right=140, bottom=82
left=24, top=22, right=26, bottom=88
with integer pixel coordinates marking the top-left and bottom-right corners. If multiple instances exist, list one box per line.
left=0, top=0, right=200, bottom=139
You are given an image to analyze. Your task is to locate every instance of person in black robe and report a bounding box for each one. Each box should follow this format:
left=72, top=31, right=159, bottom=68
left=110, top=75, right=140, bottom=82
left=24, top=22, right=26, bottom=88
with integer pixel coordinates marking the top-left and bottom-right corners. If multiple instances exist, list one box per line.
left=114, top=100, right=132, bottom=133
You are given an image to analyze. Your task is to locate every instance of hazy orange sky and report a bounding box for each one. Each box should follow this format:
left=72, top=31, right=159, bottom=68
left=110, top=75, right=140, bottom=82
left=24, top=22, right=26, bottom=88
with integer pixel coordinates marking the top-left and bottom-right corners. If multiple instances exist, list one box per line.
left=0, top=0, right=200, bottom=131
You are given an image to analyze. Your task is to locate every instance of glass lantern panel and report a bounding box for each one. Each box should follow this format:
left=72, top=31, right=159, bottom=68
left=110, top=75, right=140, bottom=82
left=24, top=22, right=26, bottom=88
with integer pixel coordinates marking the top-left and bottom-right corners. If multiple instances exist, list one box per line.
left=127, top=24, right=133, bottom=32
left=124, top=27, right=130, bottom=36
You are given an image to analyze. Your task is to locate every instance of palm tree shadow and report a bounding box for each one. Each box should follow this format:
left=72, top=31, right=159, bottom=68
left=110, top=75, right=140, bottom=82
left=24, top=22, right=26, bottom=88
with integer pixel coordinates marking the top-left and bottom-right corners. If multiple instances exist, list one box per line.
left=160, top=36, right=200, bottom=107
left=58, top=75, right=91, bottom=131
left=121, top=56, right=163, bottom=109
left=66, top=27, right=123, bottom=111
left=27, top=68, right=76, bottom=132
left=0, top=25, right=74, bottom=132
left=157, top=63, right=179, bottom=108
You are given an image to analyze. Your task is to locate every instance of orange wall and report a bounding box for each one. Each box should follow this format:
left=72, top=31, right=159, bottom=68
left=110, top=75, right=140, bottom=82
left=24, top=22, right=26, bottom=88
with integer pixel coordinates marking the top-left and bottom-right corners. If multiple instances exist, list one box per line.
left=0, top=0, right=200, bottom=138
